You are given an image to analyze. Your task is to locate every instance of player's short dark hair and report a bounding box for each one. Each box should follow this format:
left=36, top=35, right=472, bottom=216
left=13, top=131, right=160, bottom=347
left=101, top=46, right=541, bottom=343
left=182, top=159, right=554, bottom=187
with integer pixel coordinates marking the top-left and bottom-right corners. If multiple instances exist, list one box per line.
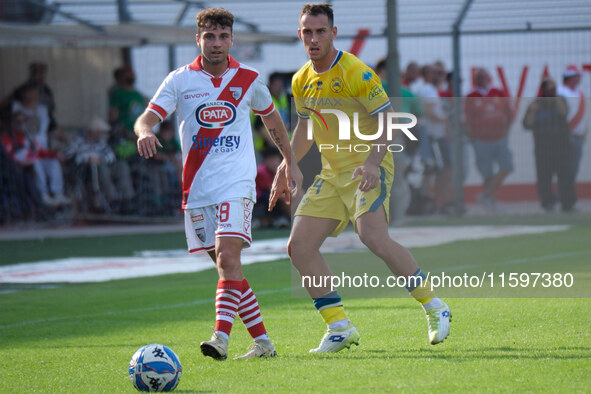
left=300, top=3, right=334, bottom=26
left=196, top=8, right=234, bottom=33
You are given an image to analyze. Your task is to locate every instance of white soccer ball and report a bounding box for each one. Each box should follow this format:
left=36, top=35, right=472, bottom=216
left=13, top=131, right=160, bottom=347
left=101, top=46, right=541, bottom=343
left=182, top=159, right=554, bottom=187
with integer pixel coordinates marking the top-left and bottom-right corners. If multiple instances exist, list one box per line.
left=128, top=344, right=182, bottom=392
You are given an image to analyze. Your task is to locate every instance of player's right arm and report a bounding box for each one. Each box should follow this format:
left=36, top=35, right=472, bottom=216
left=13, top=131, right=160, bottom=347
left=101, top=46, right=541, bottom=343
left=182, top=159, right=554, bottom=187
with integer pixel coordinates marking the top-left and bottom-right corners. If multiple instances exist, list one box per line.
left=134, top=71, right=178, bottom=159
left=291, top=116, right=315, bottom=162
left=134, top=110, right=162, bottom=159
left=269, top=117, right=313, bottom=210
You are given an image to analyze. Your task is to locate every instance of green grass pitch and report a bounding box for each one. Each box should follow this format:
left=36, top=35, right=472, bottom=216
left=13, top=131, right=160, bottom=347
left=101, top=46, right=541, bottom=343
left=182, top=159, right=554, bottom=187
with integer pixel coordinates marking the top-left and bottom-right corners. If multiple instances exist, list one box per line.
left=0, top=224, right=590, bottom=392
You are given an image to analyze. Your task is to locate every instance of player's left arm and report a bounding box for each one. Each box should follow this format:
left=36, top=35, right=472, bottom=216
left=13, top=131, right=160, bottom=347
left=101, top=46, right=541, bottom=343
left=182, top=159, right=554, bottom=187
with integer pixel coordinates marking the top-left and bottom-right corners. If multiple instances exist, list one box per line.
left=260, top=110, right=304, bottom=205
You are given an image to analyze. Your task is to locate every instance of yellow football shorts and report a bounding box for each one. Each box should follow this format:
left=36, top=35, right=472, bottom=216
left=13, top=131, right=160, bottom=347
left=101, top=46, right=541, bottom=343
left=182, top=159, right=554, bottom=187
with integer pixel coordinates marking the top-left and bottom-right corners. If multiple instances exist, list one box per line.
left=295, top=165, right=393, bottom=237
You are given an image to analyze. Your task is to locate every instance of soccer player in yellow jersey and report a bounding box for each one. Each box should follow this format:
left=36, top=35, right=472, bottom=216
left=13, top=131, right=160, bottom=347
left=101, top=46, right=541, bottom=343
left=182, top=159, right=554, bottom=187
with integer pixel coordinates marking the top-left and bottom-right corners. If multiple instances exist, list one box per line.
left=271, top=3, right=451, bottom=353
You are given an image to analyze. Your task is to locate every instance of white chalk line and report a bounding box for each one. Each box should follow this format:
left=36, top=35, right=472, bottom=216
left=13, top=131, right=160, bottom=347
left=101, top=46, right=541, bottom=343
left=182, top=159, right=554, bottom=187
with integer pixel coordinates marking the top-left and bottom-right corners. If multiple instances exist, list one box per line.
left=0, top=225, right=570, bottom=284
left=1, top=225, right=582, bottom=328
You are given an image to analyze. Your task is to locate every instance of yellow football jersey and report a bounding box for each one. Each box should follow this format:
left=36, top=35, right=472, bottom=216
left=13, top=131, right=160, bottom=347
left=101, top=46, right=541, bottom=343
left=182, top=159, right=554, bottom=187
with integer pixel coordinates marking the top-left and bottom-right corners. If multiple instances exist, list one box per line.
left=292, top=50, right=394, bottom=173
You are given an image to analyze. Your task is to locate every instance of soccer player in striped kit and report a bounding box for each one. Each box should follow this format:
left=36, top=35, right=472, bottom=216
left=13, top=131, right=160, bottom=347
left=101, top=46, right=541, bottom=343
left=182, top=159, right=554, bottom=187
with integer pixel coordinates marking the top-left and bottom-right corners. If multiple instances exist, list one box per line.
left=135, top=8, right=302, bottom=360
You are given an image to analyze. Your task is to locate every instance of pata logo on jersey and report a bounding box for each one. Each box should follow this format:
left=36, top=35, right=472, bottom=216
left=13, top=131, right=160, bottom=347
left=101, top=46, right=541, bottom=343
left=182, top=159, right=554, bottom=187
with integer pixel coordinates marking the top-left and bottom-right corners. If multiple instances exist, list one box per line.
left=299, top=97, right=418, bottom=153
left=196, top=101, right=237, bottom=128
left=192, top=100, right=241, bottom=154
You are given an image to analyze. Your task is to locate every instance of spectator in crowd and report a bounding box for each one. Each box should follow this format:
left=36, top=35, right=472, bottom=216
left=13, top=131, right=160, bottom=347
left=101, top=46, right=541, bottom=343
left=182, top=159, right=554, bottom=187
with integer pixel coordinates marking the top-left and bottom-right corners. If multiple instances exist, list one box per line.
left=108, top=65, right=145, bottom=162
left=252, top=72, right=292, bottom=155
left=439, top=71, right=470, bottom=187
left=109, top=65, right=146, bottom=134
left=11, top=62, right=69, bottom=153
left=438, top=71, right=454, bottom=98
left=557, top=65, right=588, bottom=179
left=107, top=65, right=144, bottom=213
left=465, top=68, right=514, bottom=212
left=523, top=79, right=576, bottom=212
left=0, top=106, right=46, bottom=220
left=253, top=147, right=290, bottom=228
left=64, top=117, right=133, bottom=213
left=374, top=57, right=422, bottom=222
left=26, top=62, right=58, bottom=132
left=108, top=66, right=126, bottom=98
left=417, top=64, right=455, bottom=214
left=269, top=72, right=291, bottom=131
left=404, top=61, right=422, bottom=91
left=12, top=81, right=69, bottom=207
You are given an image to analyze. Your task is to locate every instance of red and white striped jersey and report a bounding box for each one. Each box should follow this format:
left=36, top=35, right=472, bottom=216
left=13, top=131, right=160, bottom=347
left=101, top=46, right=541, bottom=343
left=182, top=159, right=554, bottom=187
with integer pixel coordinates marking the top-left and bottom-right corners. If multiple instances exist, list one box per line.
left=148, top=56, right=275, bottom=209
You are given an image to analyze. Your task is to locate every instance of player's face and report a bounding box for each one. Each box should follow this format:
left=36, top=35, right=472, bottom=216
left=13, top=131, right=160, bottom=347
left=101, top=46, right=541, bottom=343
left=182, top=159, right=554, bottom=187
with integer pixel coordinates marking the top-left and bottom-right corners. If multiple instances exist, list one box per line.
left=197, top=24, right=233, bottom=66
left=298, top=13, right=337, bottom=62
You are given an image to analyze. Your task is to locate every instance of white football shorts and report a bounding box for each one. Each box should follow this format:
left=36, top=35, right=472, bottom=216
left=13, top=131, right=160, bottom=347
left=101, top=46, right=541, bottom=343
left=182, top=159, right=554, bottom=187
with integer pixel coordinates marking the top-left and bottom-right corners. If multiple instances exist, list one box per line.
left=184, top=198, right=254, bottom=254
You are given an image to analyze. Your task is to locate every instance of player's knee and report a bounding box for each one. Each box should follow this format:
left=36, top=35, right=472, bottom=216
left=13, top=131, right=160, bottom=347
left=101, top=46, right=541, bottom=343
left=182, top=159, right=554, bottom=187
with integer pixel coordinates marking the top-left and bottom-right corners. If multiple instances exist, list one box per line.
left=287, top=236, right=306, bottom=261
left=287, top=238, right=293, bottom=258
left=216, top=248, right=241, bottom=271
left=287, top=237, right=297, bottom=259
left=358, top=231, right=385, bottom=255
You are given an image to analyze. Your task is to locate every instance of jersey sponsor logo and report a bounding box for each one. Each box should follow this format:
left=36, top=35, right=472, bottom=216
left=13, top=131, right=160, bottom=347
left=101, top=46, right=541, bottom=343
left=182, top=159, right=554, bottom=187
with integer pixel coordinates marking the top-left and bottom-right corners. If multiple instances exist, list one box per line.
left=368, top=85, right=385, bottom=100
left=195, top=101, right=237, bottom=128
left=184, top=92, right=210, bottom=99
left=229, top=87, right=242, bottom=100
left=301, top=97, right=342, bottom=107
left=330, top=77, right=343, bottom=93
left=191, top=134, right=241, bottom=153
left=316, top=81, right=323, bottom=90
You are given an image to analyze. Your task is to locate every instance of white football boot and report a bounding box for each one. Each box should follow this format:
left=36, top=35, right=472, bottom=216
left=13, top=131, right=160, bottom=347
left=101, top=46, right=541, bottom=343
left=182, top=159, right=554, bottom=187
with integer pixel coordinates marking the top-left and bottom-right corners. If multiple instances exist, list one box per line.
left=200, top=331, right=229, bottom=360
left=310, top=323, right=360, bottom=353
left=425, top=303, right=451, bottom=344
left=234, top=339, right=277, bottom=360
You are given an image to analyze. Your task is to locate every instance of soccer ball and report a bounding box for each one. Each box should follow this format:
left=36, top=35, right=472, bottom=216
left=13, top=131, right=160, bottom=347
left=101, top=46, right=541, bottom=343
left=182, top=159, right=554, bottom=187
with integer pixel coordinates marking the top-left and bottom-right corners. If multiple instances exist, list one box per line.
left=129, top=344, right=182, bottom=392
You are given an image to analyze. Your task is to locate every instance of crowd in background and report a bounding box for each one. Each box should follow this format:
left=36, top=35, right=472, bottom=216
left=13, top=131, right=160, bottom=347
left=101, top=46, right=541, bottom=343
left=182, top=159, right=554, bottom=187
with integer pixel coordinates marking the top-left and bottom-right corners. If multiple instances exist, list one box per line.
left=0, top=63, right=181, bottom=224
left=0, top=58, right=587, bottom=226
left=375, top=59, right=585, bottom=220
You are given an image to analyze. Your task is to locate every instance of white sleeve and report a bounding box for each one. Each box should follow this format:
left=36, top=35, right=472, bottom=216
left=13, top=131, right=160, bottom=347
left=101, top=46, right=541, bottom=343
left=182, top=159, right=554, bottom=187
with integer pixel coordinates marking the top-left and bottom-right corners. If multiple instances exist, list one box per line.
left=250, top=75, right=275, bottom=117
left=148, top=71, right=178, bottom=121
